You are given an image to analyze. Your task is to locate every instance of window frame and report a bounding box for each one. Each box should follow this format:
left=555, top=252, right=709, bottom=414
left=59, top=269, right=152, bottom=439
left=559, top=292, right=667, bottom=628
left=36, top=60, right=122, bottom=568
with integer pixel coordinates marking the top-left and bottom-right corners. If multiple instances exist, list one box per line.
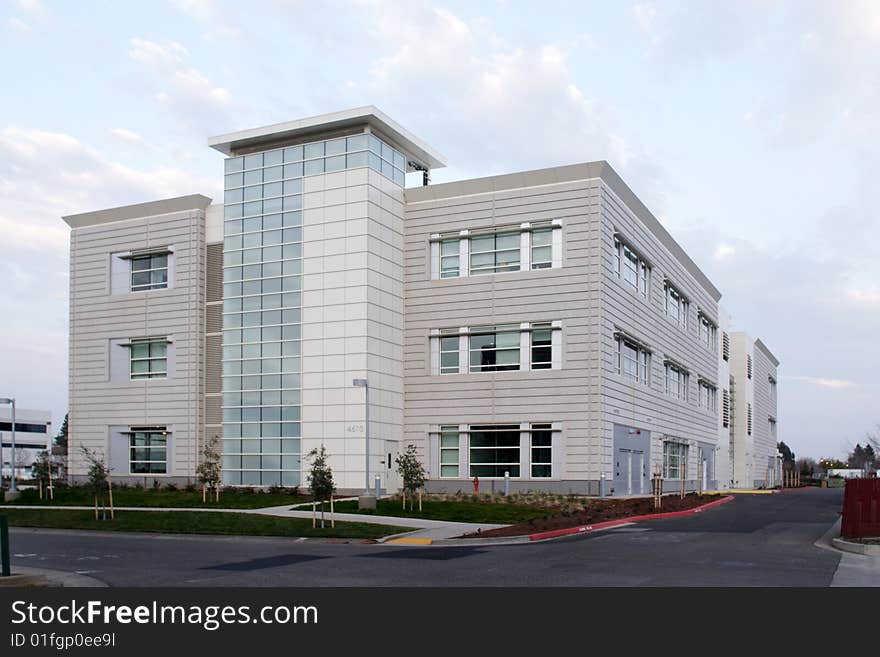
left=439, top=332, right=460, bottom=375
left=530, top=322, right=553, bottom=369
left=530, top=228, right=553, bottom=270
left=665, top=281, right=688, bottom=329
left=663, top=440, right=688, bottom=480
left=698, top=314, right=717, bottom=353
left=665, top=362, right=689, bottom=401
left=613, top=236, right=650, bottom=298
left=130, top=253, right=169, bottom=292
left=530, top=423, right=552, bottom=478
left=129, top=427, right=168, bottom=474
left=469, top=232, right=521, bottom=276
left=468, top=424, right=522, bottom=478
left=468, top=325, right=521, bottom=373
left=616, top=336, right=650, bottom=385
left=439, top=238, right=460, bottom=278
left=439, top=425, right=460, bottom=478
left=129, top=338, right=168, bottom=380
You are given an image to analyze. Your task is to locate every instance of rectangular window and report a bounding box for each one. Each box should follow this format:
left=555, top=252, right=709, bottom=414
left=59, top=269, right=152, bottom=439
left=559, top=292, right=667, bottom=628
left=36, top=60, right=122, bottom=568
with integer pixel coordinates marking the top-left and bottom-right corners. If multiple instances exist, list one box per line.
left=440, top=239, right=460, bottom=278
left=769, top=376, right=777, bottom=400
left=699, top=381, right=717, bottom=411
left=616, top=337, right=650, bottom=385
left=130, top=339, right=167, bottom=379
left=469, top=424, right=521, bottom=477
left=469, top=325, right=520, bottom=372
left=663, top=441, right=688, bottom=479
left=130, top=253, right=168, bottom=292
left=665, top=363, right=688, bottom=401
left=531, top=228, right=553, bottom=269
left=613, top=237, right=650, bottom=298
left=530, top=323, right=552, bottom=369
left=665, top=282, right=688, bottom=328
left=469, top=232, right=520, bottom=275
left=439, top=333, right=460, bottom=374
left=440, top=425, right=460, bottom=478
left=531, top=424, right=552, bottom=478
left=130, top=427, right=167, bottom=474
left=769, top=418, right=777, bottom=439
left=699, top=315, right=717, bottom=352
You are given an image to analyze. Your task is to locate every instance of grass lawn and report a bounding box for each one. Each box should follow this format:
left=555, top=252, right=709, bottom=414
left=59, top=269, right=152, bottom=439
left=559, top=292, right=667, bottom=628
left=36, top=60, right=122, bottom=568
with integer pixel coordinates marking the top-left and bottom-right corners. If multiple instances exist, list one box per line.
left=1, top=486, right=310, bottom=509
left=331, top=498, right=555, bottom=524
left=0, top=508, right=408, bottom=539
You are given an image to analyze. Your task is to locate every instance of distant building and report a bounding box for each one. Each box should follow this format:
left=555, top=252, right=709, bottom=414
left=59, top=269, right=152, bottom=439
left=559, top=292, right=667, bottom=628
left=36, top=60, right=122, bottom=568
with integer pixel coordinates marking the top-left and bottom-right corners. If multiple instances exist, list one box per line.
left=0, top=408, right=52, bottom=481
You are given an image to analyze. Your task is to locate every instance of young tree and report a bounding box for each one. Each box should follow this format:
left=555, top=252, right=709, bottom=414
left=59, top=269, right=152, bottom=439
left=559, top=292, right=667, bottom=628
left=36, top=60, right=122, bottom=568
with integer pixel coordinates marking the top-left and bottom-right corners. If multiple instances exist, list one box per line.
left=307, top=446, right=335, bottom=528
left=30, top=450, right=51, bottom=499
left=395, top=444, right=427, bottom=512
left=80, top=446, right=110, bottom=520
left=797, top=457, right=817, bottom=478
left=196, top=437, right=222, bottom=502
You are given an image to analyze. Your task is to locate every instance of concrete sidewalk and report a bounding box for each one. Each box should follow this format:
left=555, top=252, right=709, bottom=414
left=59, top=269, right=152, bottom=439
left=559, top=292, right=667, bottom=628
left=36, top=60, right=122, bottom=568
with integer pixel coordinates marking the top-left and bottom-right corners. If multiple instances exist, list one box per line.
left=1, top=504, right=504, bottom=540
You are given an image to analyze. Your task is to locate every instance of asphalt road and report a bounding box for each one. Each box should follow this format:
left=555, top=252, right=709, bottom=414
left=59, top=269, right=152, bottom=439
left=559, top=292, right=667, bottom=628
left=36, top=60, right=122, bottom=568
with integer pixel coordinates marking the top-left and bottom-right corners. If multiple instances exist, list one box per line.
left=7, top=488, right=849, bottom=586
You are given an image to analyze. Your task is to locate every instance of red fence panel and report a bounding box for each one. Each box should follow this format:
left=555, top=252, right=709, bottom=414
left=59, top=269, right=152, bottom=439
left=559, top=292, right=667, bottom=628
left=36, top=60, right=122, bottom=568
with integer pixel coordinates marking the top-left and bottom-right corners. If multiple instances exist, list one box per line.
left=841, top=478, right=880, bottom=538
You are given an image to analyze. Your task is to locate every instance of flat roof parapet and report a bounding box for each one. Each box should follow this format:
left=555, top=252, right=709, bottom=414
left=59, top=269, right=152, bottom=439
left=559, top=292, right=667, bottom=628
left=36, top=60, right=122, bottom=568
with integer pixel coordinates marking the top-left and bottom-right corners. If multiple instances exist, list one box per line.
left=208, top=105, right=447, bottom=171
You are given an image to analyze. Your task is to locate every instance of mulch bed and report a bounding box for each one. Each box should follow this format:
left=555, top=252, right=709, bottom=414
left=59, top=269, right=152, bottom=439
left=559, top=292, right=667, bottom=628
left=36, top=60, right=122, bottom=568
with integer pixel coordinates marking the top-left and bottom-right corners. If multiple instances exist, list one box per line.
left=460, top=493, right=721, bottom=538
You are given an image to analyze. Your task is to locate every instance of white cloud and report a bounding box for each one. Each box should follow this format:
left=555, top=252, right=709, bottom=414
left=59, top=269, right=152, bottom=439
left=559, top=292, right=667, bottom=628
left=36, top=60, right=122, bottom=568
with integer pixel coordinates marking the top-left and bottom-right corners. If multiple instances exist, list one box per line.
left=8, top=17, right=31, bottom=33
left=128, top=38, right=232, bottom=127
left=171, top=0, right=241, bottom=41
left=109, top=127, right=145, bottom=145
left=785, top=376, right=857, bottom=389
left=16, top=0, right=47, bottom=17
left=713, top=244, right=736, bottom=261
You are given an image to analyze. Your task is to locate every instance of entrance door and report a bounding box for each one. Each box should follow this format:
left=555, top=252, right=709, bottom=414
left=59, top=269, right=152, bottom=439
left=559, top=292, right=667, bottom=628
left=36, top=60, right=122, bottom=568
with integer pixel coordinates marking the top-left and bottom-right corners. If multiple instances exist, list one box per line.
left=631, top=452, right=645, bottom=495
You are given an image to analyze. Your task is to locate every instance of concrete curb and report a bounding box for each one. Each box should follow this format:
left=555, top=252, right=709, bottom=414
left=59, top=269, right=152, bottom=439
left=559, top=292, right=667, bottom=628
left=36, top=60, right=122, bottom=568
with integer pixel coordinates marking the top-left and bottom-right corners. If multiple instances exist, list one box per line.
left=0, top=566, right=107, bottom=588
left=832, top=536, right=880, bottom=556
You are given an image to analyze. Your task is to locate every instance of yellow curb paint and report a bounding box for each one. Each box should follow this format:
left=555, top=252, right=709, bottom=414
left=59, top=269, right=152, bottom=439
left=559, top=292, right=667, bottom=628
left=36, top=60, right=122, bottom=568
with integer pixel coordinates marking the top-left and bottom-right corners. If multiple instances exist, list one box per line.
left=386, top=537, right=433, bottom=545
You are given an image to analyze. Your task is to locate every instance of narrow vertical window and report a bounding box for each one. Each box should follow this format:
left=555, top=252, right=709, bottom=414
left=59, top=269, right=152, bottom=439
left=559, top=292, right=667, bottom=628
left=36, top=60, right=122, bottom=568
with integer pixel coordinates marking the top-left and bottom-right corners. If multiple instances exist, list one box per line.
left=440, top=239, right=460, bottom=278
left=531, top=228, right=553, bottom=269
left=531, top=424, right=552, bottom=478
left=439, top=425, right=459, bottom=477
left=439, top=333, right=460, bottom=374
left=530, top=323, right=553, bottom=369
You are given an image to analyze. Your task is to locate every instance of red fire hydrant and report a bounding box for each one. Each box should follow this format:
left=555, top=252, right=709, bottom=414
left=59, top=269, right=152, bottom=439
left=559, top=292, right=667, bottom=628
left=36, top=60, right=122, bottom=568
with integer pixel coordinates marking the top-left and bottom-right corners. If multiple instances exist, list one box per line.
left=473, top=476, right=479, bottom=493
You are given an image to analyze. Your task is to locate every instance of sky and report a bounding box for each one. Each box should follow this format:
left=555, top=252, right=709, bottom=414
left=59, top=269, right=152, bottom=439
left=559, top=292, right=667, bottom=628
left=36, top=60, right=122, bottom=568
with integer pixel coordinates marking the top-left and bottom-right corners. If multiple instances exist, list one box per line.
left=1, top=0, right=878, bottom=461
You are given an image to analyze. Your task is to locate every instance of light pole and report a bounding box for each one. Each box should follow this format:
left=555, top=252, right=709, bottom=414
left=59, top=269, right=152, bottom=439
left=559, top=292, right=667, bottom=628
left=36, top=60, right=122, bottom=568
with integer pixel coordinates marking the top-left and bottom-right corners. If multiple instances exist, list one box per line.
left=0, top=398, right=15, bottom=493
left=352, top=379, right=375, bottom=508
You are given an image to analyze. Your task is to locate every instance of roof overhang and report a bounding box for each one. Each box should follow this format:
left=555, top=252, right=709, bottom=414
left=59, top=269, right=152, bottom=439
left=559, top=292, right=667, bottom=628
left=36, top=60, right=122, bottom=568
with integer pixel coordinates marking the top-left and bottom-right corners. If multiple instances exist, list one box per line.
left=208, top=105, right=447, bottom=171
left=63, top=194, right=212, bottom=229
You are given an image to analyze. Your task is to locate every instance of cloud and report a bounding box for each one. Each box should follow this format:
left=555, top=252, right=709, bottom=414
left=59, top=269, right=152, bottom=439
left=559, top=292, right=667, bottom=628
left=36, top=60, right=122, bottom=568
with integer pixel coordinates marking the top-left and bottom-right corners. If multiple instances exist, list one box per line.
left=713, top=244, right=736, bottom=261
left=785, top=376, right=857, bottom=389
left=128, top=38, right=232, bottom=128
left=171, top=0, right=241, bottom=40
left=8, top=17, right=31, bottom=33
left=358, top=2, right=666, bottom=205
left=15, top=0, right=47, bottom=17
left=109, top=127, right=145, bottom=145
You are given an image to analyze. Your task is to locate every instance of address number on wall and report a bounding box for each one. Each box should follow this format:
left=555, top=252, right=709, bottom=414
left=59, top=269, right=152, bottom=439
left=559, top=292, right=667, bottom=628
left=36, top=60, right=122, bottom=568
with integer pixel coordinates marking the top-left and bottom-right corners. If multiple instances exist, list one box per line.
left=346, top=424, right=364, bottom=433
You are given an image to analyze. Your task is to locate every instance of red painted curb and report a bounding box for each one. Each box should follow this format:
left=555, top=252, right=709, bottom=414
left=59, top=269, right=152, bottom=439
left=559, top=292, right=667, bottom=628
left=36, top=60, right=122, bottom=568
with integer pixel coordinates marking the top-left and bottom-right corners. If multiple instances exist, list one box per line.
left=528, top=495, right=735, bottom=542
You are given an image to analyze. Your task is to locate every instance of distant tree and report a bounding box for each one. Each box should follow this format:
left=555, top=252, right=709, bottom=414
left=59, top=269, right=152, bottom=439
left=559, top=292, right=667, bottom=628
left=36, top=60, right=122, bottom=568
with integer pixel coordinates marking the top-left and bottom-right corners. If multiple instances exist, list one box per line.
left=865, top=444, right=877, bottom=470
left=777, top=441, right=795, bottom=468
left=80, top=446, right=110, bottom=520
left=797, top=457, right=817, bottom=478
left=848, top=443, right=868, bottom=469
left=395, top=444, right=427, bottom=511
left=307, top=446, right=335, bottom=528
left=54, top=413, right=68, bottom=449
left=818, top=457, right=847, bottom=472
